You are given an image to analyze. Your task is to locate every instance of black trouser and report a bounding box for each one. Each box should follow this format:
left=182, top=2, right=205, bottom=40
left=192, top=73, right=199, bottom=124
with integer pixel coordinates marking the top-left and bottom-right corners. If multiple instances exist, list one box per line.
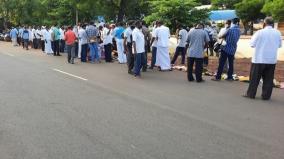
left=171, top=46, right=186, bottom=65
left=17, top=37, right=21, bottom=46
left=142, top=51, right=147, bottom=71
left=216, top=50, right=234, bottom=80
left=33, top=38, right=39, bottom=49
left=51, top=41, right=55, bottom=53
left=209, top=40, right=216, bottom=56
left=75, top=42, right=79, bottom=57
left=187, top=57, right=203, bottom=82
left=104, top=43, right=112, bottom=62
left=53, top=40, right=60, bottom=55
left=41, top=40, right=45, bottom=51
left=126, top=42, right=134, bottom=72
left=246, top=63, right=276, bottom=100
left=23, top=39, right=29, bottom=50
left=21, top=38, right=24, bottom=48
left=204, top=56, right=209, bottom=66
left=60, top=40, right=65, bottom=52
left=150, top=46, right=157, bottom=68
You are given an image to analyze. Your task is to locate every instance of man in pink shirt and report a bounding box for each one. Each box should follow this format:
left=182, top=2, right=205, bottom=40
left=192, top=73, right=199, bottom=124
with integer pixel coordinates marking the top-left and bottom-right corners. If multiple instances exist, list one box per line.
left=65, top=26, right=77, bottom=64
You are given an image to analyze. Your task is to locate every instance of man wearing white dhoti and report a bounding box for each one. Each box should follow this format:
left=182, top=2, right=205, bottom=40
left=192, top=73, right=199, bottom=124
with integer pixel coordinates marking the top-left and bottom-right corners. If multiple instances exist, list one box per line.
left=155, top=21, right=171, bottom=71
left=44, top=27, right=54, bottom=55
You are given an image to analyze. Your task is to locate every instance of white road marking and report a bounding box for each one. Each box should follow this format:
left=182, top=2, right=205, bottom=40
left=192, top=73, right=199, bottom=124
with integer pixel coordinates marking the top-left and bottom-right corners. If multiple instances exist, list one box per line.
left=53, top=69, right=88, bottom=81
left=2, top=53, right=15, bottom=57
left=130, top=144, right=136, bottom=149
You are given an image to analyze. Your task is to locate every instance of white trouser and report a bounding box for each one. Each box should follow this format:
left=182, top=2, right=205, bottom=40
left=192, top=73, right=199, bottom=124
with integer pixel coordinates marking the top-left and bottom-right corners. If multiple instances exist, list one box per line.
left=45, top=40, right=54, bottom=54
left=116, top=38, right=127, bottom=63
left=78, top=41, right=82, bottom=58
left=156, top=46, right=171, bottom=70
left=12, top=38, right=17, bottom=46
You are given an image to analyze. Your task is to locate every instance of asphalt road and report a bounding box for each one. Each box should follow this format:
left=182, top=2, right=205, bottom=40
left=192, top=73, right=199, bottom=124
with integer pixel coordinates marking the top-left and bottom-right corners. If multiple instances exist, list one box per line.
left=0, top=42, right=284, bottom=159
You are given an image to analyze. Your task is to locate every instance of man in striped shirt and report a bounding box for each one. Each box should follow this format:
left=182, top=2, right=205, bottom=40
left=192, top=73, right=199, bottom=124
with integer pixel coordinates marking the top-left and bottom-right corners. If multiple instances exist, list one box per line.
left=212, top=18, right=241, bottom=81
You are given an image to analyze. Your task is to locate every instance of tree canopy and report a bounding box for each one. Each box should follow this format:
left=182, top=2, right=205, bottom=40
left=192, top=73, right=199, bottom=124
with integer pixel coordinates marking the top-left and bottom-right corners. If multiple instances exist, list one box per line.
left=0, top=0, right=210, bottom=31
left=262, top=0, right=284, bottom=21
left=2, top=0, right=284, bottom=32
left=235, top=0, right=265, bottom=34
left=144, top=0, right=209, bottom=31
left=211, top=0, right=241, bottom=9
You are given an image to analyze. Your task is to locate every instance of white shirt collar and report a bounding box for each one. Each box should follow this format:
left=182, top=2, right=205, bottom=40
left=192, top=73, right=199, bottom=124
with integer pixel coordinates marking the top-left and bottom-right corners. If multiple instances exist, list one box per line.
left=264, top=26, right=273, bottom=29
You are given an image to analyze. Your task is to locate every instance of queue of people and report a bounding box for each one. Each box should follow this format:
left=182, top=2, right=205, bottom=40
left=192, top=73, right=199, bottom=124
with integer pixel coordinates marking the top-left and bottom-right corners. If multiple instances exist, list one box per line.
left=7, top=16, right=282, bottom=100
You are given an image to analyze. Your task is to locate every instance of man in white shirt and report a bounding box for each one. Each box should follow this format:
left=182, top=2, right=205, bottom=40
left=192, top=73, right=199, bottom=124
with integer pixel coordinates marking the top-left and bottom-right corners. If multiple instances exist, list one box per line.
left=29, top=27, right=34, bottom=48
left=32, top=27, right=38, bottom=49
left=171, top=25, right=188, bottom=65
left=34, top=27, right=41, bottom=49
left=244, top=17, right=282, bottom=100
left=155, top=21, right=171, bottom=71
left=132, top=21, right=146, bottom=77
left=78, top=24, right=88, bottom=62
left=149, top=21, right=159, bottom=69
left=40, top=26, right=46, bottom=52
left=124, top=20, right=135, bottom=74
left=103, top=24, right=113, bottom=62
left=59, top=26, right=65, bottom=53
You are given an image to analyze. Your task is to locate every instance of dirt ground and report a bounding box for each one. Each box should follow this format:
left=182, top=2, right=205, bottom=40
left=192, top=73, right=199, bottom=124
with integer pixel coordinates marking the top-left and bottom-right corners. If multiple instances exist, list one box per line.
left=169, top=37, right=284, bottom=82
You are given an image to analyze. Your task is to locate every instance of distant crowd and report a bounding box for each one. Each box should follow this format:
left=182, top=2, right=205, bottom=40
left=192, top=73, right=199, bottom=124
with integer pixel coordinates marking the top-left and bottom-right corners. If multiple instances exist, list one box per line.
left=7, top=16, right=282, bottom=100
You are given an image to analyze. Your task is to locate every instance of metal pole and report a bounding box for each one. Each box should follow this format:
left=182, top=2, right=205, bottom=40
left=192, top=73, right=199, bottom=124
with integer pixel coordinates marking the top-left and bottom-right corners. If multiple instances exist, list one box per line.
left=76, top=9, right=78, bottom=25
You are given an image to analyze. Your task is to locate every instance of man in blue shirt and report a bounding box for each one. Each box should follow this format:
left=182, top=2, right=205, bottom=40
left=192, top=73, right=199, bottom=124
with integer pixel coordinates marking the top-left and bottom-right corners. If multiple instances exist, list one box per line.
left=114, top=22, right=127, bottom=64
left=10, top=27, right=18, bottom=46
left=186, top=23, right=210, bottom=82
left=212, top=18, right=241, bottom=81
left=22, top=27, right=30, bottom=50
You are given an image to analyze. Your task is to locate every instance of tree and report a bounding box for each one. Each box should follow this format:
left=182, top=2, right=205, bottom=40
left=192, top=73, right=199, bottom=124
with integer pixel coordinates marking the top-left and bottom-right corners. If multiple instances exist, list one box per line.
left=262, top=0, right=284, bottom=21
left=0, top=0, right=18, bottom=28
left=98, top=0, right=150, bottom=22
left=235, top=0, right=265, bottom=35
left=196, top=0, right=211, bottom=5
left=144, top=0, right=209, bottom=32
left=212, top=0, right=241, bottom=9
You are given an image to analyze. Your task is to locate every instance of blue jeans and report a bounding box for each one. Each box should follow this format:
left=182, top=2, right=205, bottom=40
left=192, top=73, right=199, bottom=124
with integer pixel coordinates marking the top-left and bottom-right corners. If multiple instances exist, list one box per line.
left=216, top=50, right=235, bottom=79
left=134, top=53, right=146, bottom=76
left=88, top=43, right=99, bottom=62
left=150, top=46, right=157, bottom=68
left=66, top=44, right=75, bottom=63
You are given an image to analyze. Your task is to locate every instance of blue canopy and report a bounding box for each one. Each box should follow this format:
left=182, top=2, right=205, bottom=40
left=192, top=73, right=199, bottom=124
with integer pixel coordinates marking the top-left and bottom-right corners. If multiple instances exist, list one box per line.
left=209, top=10, right=238, bottom=21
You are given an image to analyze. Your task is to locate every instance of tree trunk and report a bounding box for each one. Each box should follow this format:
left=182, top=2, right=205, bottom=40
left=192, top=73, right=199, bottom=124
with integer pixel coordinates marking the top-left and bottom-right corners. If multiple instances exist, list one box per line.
left=3, top=10, right=8, bottom=30
left=117, top=0, right=126, bottom=22
left=243, top=21, right=249, bottom=35
left=250, top=21, right=254, bottom=35
left=76, top=9, right=78, bottom=25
